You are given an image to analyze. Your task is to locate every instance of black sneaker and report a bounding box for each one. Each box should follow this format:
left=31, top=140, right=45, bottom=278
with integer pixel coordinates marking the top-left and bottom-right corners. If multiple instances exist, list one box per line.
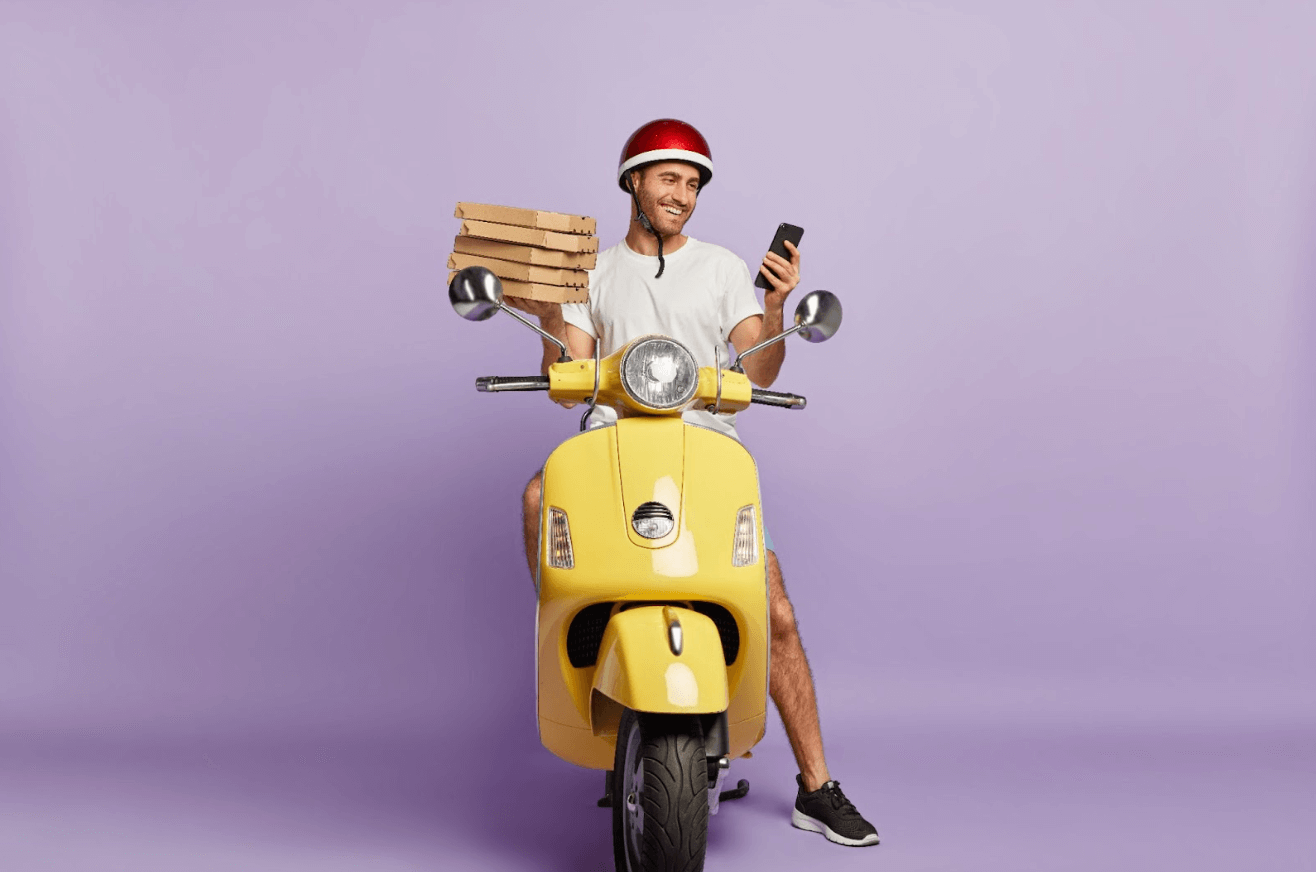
left=792, top=774, right=880, bottom=846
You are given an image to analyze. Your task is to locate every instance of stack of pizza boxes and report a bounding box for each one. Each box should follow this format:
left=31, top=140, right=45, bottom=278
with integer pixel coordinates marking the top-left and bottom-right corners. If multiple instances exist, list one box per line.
left=448, top=202, right=597, bottom=304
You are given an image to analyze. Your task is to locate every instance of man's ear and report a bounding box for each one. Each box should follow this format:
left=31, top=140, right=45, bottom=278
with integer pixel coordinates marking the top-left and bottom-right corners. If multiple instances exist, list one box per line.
left=626, top=168, right=642, bottom=193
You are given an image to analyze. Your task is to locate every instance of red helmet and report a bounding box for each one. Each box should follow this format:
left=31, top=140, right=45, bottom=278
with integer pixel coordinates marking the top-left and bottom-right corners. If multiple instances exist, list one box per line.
left=617, top=119, right=713, bottom=192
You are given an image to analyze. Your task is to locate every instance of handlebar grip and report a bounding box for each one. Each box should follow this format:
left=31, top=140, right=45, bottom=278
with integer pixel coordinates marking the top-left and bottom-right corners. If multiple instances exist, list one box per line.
left=475, top=375, right=552, bottom=392
left=749, top=388, right=807, bottom=409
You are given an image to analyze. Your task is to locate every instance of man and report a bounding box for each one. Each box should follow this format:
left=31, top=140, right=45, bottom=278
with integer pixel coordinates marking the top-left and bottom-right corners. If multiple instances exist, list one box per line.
left=513, top=119, right=879, bottom=848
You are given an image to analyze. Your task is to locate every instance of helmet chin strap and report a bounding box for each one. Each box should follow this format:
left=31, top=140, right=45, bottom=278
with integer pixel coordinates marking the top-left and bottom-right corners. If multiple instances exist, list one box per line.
left=628, top=175, right=665, bottom=279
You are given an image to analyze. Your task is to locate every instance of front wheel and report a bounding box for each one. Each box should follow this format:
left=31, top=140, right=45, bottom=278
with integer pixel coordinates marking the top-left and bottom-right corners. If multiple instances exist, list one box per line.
left=611, top=708, right=708, bottom=872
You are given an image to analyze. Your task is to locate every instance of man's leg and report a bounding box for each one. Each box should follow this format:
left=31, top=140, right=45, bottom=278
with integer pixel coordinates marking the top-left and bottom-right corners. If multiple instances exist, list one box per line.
left=770, top=549, right=881, bottom=845
left=767, top=549, right=832, bottom=792
left=522, top=471, right=543, bottom=586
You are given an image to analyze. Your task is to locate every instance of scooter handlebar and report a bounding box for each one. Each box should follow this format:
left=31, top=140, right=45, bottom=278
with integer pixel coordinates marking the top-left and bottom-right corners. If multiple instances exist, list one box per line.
left=475, top=376, right=803, bottom=407
left=749, top=388, right=807, bottom=410
left=475, top=375, right=552, bottom=392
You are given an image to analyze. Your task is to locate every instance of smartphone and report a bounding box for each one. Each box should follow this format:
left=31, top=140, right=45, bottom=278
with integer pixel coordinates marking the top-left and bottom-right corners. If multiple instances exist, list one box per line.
left=754, top=222, right=804, bottom=289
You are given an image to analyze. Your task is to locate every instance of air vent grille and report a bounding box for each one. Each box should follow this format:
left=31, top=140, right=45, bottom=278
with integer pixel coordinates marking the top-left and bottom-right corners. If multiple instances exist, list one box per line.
left=566, top=602, right=615, bottom=668
left=566, top=601, right=740, bottom=668
left=691, top=602, right=741, bottom=665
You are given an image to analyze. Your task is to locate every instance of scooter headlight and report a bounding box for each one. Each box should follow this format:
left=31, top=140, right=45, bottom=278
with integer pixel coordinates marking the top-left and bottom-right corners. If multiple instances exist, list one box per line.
left=619, top=336, right=699, bottom=411
left=632, top=501, right=675, bottom=539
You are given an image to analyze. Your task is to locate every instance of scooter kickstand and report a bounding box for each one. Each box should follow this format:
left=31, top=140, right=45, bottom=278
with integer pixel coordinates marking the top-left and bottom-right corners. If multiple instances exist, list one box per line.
left=718, top=779, right=750, bottom=802
left=597, top=770, right=613, bottom=808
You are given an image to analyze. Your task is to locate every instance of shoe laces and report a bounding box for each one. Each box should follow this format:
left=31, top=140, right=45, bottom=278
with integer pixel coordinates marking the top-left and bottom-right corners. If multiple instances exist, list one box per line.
left=820, top=781, right=861, bottom=817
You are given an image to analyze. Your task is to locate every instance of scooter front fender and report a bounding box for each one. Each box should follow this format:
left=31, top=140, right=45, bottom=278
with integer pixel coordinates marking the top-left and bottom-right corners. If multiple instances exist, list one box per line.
left=590, top=606, right=729, bottom=736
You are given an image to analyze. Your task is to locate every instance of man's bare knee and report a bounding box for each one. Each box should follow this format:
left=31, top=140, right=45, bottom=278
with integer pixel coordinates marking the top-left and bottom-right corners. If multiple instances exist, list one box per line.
left=523, top=471, right=543, bottom=518
left=522, top=470, right=545, bottom=588
left=771, top=593, right=799, bottom=642
left=767, top=551, right=800, bottom=642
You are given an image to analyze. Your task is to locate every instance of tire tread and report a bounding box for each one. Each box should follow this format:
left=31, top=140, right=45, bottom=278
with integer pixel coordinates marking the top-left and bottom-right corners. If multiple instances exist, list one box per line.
left=612, top=710, right=708, bottom=872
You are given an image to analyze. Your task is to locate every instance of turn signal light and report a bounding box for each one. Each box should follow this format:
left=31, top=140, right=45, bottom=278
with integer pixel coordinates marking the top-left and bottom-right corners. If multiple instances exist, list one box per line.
left=732, top=505, right=757, bottom=566
left=547, top=507, right=574, bottom=569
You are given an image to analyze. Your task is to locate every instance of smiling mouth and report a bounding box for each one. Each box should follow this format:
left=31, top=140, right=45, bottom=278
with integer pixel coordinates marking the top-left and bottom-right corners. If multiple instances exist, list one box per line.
left=662, top=205, right=683, bottom=216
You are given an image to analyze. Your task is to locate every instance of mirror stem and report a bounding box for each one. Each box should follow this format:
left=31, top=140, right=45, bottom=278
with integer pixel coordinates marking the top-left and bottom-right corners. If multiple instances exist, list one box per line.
left=500, top=304, right=571, bottom=363
left=731, top=323, right=804, bottom=373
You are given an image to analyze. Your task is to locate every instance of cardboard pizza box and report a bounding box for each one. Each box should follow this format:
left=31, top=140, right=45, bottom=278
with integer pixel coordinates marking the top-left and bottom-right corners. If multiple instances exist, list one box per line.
left=454, top=202, right=596, bottom=236
left=452, top=235, right=597, bottom=270
left=447, top=252, right=589, bottom=288
left=458, top=219, right=598, bottom=254
left=447, top=271, right=588, bottom=304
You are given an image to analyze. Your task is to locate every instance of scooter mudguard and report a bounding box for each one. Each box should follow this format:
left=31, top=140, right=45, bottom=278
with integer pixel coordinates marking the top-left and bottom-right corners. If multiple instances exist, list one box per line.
left=589, top=606, right=729, bottom=737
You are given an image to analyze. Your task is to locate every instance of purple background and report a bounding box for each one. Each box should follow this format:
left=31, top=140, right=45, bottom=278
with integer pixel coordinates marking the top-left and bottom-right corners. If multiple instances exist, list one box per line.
left=2, top=1, right=1313, bottom=869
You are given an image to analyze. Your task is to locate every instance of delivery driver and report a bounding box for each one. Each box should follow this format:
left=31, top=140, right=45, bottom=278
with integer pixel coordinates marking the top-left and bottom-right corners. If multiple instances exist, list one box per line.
left=513, top=119, right=879, bottom=848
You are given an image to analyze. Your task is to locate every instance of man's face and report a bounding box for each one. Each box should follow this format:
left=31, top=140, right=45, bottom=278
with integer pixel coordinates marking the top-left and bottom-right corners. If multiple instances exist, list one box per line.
left=630, top=161, right=701, bottom=238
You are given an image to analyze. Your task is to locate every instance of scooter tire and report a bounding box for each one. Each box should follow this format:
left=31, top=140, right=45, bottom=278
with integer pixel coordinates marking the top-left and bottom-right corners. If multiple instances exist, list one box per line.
left=611, top=707, right=709, bottom=872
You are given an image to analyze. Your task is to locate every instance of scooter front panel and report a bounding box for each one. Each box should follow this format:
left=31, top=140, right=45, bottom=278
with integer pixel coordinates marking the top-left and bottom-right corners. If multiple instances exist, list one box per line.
left=535, top=420, right=770, bottom=768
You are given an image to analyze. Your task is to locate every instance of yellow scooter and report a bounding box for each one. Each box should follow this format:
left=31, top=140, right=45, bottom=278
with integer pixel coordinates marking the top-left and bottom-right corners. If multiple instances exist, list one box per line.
left=448, top=266, right=842, bottom=872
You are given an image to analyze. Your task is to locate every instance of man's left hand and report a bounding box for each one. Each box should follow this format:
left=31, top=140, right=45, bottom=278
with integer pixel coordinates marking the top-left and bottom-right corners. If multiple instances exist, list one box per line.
left=759, top=239, right=801, bottom=306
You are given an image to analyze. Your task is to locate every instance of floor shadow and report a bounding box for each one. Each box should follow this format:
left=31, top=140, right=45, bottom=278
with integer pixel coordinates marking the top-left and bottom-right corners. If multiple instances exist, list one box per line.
left=327, top=703, right=617, bottom=872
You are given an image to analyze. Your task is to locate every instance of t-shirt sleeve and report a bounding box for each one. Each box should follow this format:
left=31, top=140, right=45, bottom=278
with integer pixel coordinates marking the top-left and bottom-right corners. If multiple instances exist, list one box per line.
left=560, top=300, right=596, bottom=338
left=721, top=256, right=765, bottom=341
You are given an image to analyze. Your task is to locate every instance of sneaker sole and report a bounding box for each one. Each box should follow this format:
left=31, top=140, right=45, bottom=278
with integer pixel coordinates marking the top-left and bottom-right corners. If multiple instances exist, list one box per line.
left=791, top=807, right=880, bottom=847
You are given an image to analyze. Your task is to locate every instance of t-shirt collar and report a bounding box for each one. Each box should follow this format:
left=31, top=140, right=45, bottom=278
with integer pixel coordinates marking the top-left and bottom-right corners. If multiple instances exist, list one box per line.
left=622, top=236, right=697, bottom=262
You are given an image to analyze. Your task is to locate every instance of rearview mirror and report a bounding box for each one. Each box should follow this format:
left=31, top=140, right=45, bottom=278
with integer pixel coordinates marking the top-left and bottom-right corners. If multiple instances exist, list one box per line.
left=731, top=290, right=844, bottom=372
left=446, top=266, right=571, bottom=362
left=794, top=290, right=842, bottom=343
left=449, top=266, right=503, bottom=322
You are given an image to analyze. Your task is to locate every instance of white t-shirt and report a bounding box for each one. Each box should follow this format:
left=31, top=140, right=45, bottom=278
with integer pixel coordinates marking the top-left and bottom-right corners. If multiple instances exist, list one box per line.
left=561, top=237, right=764, bottom=439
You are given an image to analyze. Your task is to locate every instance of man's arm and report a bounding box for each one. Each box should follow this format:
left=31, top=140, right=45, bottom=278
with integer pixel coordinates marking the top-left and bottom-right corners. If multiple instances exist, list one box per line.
left=730, top=240, right=801, bottom=388
left=564, top=323, right=596, bottom=364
